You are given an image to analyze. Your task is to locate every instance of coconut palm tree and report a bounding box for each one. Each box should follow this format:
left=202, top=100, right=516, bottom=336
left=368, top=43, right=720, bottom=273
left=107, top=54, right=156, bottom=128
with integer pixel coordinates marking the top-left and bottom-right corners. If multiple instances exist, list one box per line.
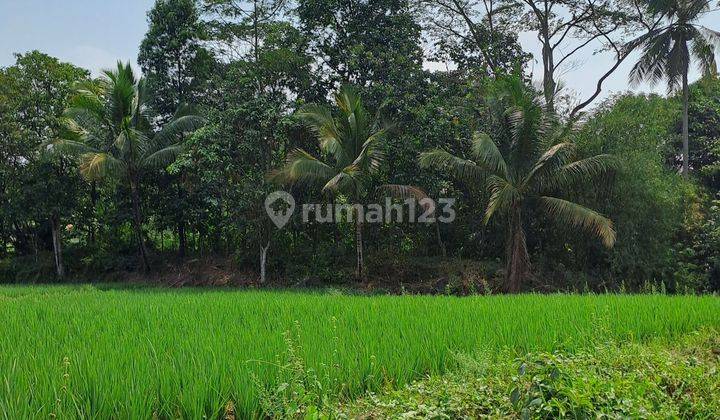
left=628, top=0, right=719, bottom=177
left=272, top=86, right=386, bottom=279
left=420, top=77, right=616, bottom=292
left=52, top=62, right=203, bottom=271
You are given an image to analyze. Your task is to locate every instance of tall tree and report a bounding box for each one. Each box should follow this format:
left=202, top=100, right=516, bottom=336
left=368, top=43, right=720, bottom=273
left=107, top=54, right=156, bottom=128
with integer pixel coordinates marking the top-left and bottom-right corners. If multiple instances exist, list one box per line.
left=684, top=76, right=720, bottom=190
left=139, top=0, right=214, bottom=259
left=423, top=0, right=529, bottom=77
left=628, top=0, right=719, bottom=178
left=202, top=0, right=290, bottom=63
left=198, top=0, right=313, bottom=280
left=139, top=0, right=213, bottom=120
left=55, top=62, right=204, bottom=271
left=272, top=86, right=388, bottom=279
left=420, top=76, right=616, bottom=291
left=297, top=0, right=425, bottom=103
left=0, top=51, right=88, bottom=279
left=426, top=0, right=648, bottom=116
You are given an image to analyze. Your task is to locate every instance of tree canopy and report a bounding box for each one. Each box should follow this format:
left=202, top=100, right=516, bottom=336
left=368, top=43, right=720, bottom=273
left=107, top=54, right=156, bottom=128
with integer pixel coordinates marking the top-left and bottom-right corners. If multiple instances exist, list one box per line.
left=1, top=0, right=719, bottom=293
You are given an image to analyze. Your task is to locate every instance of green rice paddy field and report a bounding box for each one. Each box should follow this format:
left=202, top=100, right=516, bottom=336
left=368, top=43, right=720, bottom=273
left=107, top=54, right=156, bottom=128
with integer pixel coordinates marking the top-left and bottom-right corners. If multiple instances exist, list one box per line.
left=0, top=285, right=719, bottom=418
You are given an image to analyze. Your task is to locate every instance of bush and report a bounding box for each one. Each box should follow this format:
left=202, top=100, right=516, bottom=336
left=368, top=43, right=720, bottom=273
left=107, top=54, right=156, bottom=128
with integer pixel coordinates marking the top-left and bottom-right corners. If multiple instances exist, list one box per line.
left=567, top=94, right=695, bottom=289
left=338, top=329, right=720, bottom=418
left=0, top=252, right=55, bottom=283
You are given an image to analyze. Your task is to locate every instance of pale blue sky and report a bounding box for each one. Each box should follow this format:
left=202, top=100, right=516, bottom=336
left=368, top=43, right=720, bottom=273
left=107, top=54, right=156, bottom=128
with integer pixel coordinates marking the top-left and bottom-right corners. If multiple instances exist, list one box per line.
left=1, top=0, right=718, bottom=108
left=0, top=0, right=154, bottom=74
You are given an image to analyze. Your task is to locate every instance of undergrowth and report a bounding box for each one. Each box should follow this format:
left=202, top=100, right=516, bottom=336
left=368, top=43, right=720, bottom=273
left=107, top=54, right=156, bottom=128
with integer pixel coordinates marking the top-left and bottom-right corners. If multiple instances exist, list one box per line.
left=260, top=329, right=720, bottom=419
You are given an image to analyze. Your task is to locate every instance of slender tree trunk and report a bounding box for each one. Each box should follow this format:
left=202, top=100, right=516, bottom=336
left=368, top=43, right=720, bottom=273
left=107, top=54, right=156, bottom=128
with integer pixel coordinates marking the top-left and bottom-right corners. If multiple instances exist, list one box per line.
left=50, top=212, right=64, bottom=280
left=541, top=38, right=556, bottom=112
left=682, top=71, right=690, bottom=178
left=253, top=0, right=259, bottom=64
left=355, top=215, right=364, bottom=280
left=178, top=219, right=186, bottom=260
left=175, top=46, right=189, bottom=258
left=130, top=179, right=150, bottom=272
left=260, top=240, right=270, bottom=283
left=505, top=206, right=530, bottom=293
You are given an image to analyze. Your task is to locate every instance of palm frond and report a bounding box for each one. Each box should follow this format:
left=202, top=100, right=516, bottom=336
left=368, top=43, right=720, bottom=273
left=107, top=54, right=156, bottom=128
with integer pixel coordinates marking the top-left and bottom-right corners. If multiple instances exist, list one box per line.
left=544, top=154, right=617, bottom=190
left=691, top=27, right=718, bottom=77
left=113, top=130, right=131, bottom=155
left=335, top=85, right=361, bottom=116
left=141, top=144, right=184, bottom=169
left=377, top=184, right=435, bottom=212
left=270, top=148, right=335, bottom=187
left=65, top=89, right=106, bottom=123
left=681, top=0, right=712, bottom=20
left=665, top=32, right=690, bottom=93
left=154, top=114, right=206, bottom=146
left=522, top=142, right=575, bottom=190
left=79, top=152, right=128, bottom=181
left=645, top=0, right=676, bottom=16
left=540, top=196, right=616, bottom=248
left=322, top=164, right=363, bottom=195
left=471, top=131, right=509, bottom=178
left=45, top=138, right=96, bottom=155
left=625, top=25, right=668, bottom=52
left=351, top=128, right=387, bottom=174
left=377, top=184, right=428, bottom=200
left=629, top=30, right=672, bottom=87
left=296, top=103, right=346, bottom=162
left=419, top=150, right=485, bottom=184
left=484, top=175, right=519, bottom=224
left=104, top=63, right=137, bottom=126
left=506, top=95, right=544, bottom=166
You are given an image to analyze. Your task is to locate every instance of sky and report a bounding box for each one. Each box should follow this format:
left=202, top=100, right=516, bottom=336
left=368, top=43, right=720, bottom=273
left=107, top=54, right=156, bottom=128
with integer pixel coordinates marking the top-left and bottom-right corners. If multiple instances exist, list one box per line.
left=1, top=0, right=719, bottom=109
left=0, top=0, right=155, bottom=74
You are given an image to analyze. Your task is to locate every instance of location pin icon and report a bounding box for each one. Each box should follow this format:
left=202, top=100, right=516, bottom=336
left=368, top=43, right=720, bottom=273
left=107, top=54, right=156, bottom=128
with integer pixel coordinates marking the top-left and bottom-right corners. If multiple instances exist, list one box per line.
left=265, top=191, right=295, bottom=229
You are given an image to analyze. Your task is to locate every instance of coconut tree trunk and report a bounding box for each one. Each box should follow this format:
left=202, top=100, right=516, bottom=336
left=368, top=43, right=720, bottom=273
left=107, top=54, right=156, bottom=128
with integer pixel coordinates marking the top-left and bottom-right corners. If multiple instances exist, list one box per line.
left=130, top=179, right=151, bottom=272
left=505, top=206, right=530, bottom=293
left=681, top=71, right=690, bottom=178
left=50, top=212, right=64, bottom=280
left=355, top=215, right=364, bottom=280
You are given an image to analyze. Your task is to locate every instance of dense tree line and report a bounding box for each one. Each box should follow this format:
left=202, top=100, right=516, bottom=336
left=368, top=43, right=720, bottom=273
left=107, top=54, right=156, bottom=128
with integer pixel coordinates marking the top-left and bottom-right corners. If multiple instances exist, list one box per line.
left=1, top=0, right=719, bottom=293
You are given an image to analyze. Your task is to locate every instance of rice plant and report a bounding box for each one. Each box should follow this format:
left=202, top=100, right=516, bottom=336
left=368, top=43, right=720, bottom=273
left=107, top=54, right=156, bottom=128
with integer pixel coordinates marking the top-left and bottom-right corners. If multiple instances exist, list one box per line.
left=0, top=286, right=718, bottom=417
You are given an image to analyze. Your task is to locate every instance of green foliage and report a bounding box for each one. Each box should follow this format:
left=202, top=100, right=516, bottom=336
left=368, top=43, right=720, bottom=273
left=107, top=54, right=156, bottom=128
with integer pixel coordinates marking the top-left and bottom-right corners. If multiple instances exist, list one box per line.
left=0, top=51, right=89, bottom=275
left=627, top=0, right=719, bottom=176
left=257, top=323, right=345, bottom=419
left=686, top=76, right=720, bottom=189
left=572, top=94, right=693, bottom=288
left=274, top=86, right=386, bottom=197
left=297, top=0, right=424, bottom=98
left=674, top=194, right=720, bottom=292
left=421, top=76, right=616, bottom=291
left=340, top=329, right=720, bottom=418
left=53, top=62, right=203, bottom=270
left=3, top=0, right=720, bottom=293
left=138, top=0, right=214, bottom=119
